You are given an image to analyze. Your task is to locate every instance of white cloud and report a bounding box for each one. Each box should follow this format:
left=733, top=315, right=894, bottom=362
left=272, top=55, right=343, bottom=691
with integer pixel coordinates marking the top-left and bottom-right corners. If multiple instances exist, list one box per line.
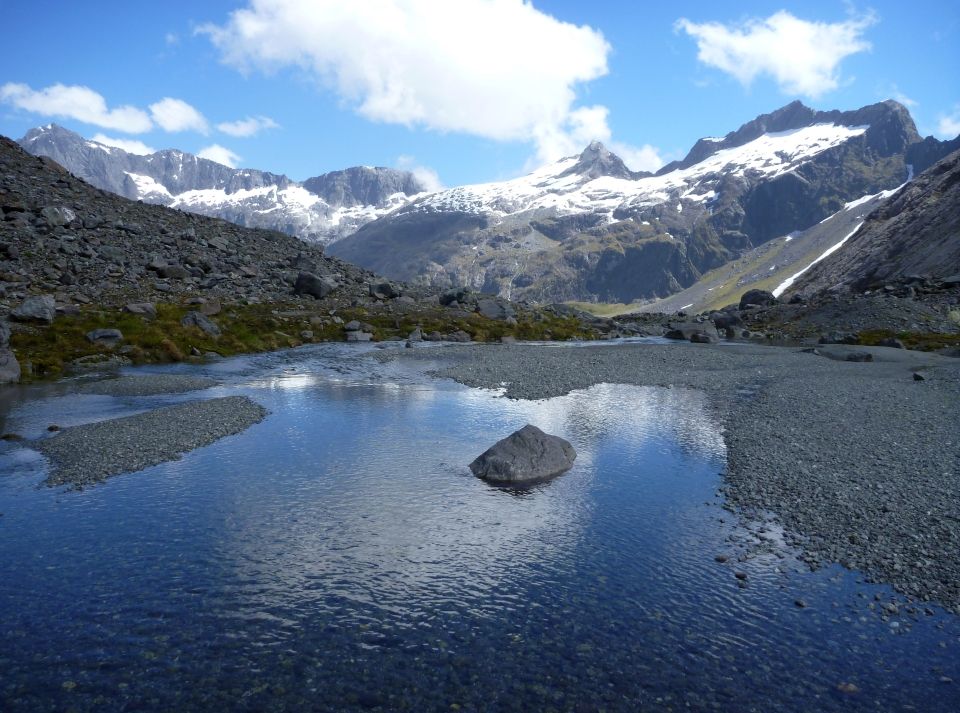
left=217, top=115, right=279, bottom=137
left=91, top=133, right=156, bottom=155
left=396, top=155, right=443, bottom=192
left=197, top=144, right=241, bottom=167
left=0, top=82, right=153, bottom=133
left=610, top=142, right=664, bottom=173
left=676, top=11, right=876, bottom=98
left=165, top=32, right=179, bottom=45
left=199, top=0, right=617, bottom=163
left=887, top=86, right=917, bottom=108
left=149, top=97, right=209, bottom=133
left=936, top=106, right=960, bottom=138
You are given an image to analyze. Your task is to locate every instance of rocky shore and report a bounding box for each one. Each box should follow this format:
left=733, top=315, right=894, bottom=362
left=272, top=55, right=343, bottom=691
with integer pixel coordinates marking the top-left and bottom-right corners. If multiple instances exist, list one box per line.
left=35, top=395, right=268, bottom=488
left=385, top=340, right=960, bottom=613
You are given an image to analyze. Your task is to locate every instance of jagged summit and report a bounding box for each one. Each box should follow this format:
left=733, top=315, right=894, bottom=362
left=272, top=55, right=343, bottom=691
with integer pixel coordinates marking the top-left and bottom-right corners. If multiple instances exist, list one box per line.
left=557, top=141, right=640, bottom=181
left=18, top=125, right=427, bottom=243
left=657, top=99, right=921, bottom=176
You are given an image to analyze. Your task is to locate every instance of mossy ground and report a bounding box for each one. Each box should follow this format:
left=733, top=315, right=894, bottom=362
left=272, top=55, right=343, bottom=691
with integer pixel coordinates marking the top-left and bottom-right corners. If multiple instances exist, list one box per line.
left=857, top=329, right=960, bottom=351
left=9, top=301, right=595, bottom=382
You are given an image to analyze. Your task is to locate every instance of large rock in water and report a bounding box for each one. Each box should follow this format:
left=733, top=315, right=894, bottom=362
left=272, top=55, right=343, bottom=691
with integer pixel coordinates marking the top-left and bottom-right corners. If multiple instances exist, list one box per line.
left=469, top=424, right=576, bottom=484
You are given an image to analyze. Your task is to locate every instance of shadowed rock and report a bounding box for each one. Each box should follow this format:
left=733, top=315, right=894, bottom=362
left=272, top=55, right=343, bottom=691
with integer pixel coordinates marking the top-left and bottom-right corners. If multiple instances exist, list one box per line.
left=469, top=424, right=576, bottom=484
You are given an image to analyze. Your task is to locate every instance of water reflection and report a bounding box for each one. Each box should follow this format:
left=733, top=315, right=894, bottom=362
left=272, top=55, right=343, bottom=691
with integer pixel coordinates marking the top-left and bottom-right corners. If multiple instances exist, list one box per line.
left=0, top=346, right=958, bottom=712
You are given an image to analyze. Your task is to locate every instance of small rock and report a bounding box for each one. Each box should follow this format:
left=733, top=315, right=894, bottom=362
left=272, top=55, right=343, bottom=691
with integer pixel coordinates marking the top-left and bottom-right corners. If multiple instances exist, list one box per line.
left=124, top=302, right=157, bottom=319
left=734, top=572, right=748, bottom=580
left=181, top=311, right=222, bottom=338
left=86, top=328, right=123, bottom=346
left=714, top=555, right=729, bottom=563
left=836, top=682, right=860, bottom=695
left=0, top=348, right=20, bottom=384
left=47, top=424, right=60, bottom=432
left=300, top=330, right=314, bottom=340
left=794, top=599, right=807, bottom=608
left=913, top=372, right=926, bottom=381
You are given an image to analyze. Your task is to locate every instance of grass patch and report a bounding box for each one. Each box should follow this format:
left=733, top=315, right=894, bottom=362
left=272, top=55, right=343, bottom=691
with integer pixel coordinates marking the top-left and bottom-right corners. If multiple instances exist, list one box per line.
left=9, top=301, right=597, bottom=382
left=857, top=329, right=960, bottom=351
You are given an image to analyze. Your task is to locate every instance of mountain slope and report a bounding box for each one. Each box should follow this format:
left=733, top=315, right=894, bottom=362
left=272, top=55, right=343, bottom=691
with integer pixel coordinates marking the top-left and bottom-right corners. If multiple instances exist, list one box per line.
left=329, top=100, right=958, bottom=303
left=791, top=148, right=960, bottom=294
left=18, top=125, right=426, bottom=243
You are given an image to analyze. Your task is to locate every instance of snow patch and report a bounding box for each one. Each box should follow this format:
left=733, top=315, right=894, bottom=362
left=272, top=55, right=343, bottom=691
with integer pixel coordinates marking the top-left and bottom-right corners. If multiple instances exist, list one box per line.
left=411, top=123, right=869, bottom=222
left=772, top=222, right=864, bottom=297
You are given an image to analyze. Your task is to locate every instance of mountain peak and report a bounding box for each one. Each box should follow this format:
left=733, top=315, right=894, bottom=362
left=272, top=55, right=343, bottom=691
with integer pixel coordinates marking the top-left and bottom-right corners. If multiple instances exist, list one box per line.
left=558, top=141, right=635, bottom=181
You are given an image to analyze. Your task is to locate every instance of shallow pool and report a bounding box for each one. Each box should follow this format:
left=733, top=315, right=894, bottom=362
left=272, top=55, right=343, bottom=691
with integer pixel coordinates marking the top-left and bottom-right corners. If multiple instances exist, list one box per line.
left=1, top=345, right=958, bottom=711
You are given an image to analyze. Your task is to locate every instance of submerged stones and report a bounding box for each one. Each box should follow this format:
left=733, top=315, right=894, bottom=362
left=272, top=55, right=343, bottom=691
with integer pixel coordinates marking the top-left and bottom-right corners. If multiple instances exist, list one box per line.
left=469, top=424, right=576, bottom=484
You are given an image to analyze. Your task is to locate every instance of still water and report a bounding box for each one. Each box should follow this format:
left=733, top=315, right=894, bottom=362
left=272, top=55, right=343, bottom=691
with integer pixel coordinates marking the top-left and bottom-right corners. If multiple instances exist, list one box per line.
left=0, top=344, right=958, bottom=712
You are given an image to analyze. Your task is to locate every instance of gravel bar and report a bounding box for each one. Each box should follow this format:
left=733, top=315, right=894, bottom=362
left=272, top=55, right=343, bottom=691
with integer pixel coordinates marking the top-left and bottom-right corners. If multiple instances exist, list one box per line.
left=74, top=374, right=218, bottom=397
left=390, top=341, right=960, bottom=612
left=35, top=395, right=268, bottom=488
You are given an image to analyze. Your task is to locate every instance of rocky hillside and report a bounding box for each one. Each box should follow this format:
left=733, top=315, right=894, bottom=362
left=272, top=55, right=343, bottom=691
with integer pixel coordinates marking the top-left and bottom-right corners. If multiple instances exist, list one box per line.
left=19, top=124, right=427, bottom=243
left=791, top=148, right=960, bottom=294
left=329, top=100, right=959, bottom=304
left=1, top=136, right=582, bottom=383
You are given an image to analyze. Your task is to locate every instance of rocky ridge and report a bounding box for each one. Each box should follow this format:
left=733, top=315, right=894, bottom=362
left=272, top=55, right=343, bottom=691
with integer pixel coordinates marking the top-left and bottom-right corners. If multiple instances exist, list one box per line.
left=329, top=100, right=959, bottom=304
left=19, top=124, right=427, bottom=243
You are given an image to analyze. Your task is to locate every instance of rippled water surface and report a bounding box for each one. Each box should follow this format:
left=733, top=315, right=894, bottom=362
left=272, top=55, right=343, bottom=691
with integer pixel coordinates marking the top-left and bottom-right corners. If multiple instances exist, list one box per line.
left=1, top=345, right=958, bottom=712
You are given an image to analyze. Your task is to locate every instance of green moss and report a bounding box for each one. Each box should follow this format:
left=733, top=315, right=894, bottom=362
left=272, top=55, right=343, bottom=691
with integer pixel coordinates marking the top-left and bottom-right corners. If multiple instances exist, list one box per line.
left=8, top=300, right=597, bottom=382
left=857, top=329, right=960, bottom=351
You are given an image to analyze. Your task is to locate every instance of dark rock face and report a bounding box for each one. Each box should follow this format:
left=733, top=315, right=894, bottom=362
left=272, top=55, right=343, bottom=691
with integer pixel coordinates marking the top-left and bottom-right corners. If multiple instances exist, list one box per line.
left=794, top=149, right=960, bottom=294
left=469, top=424, right=576, bottom=484
left=302, top=167, right=424, bottom=208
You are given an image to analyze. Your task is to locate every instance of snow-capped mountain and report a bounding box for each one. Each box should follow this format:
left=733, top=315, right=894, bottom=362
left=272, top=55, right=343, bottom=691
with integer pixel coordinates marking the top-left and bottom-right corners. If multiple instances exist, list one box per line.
left=18, top=124, right=427, bottom=243
left=329, top=100, right=959, bottom=303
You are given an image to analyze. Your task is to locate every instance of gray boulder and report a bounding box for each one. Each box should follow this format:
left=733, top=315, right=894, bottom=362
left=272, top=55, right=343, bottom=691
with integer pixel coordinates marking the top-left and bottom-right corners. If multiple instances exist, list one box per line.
left=346, top=331, right=373, bottom=342
left=664, top=322, right=719, bottom=342
left=41, top=205, right=76, bottom=227
left=739, top=289, right=778, bottom=310
left=369, top=281, right=400, bottom=299
left=181, top=311, right=222, bottom=337
left=477, top=298, right=516, bottom=321
left=469, top=424, right=577, bottom=484
left=124, top=302, right=157, bottom=319
left=86, top=328, right=123, bottom=345
left=0, top=348, right=20, bottom=384
left=294, top=272, right=338, bottom=299
left=11, top=295, right=56, bottom=324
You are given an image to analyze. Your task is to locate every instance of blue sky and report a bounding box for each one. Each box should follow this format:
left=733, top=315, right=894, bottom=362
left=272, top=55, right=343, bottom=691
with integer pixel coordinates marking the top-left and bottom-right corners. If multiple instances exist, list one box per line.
left=1, top=1, right=958, bottom=187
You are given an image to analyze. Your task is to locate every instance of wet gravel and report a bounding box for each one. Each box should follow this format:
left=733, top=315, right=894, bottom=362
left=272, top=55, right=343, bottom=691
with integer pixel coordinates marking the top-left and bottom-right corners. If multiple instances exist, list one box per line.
left=35, top=396, right=268, bottom=488
left=74, top=374, right=218, bottom=397
left=390, top=341, right=960, bottom=613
